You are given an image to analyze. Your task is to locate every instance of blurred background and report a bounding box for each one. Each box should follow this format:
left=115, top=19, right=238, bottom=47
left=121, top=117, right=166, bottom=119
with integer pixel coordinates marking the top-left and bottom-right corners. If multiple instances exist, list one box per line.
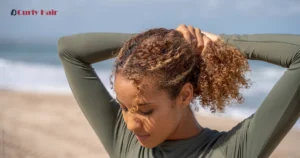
left=0, top=0, right=300, bottom=158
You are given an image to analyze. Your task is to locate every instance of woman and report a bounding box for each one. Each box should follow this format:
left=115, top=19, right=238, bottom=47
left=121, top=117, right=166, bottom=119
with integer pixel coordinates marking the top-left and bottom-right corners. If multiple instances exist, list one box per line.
left=57, top=24, right=300, bottom=158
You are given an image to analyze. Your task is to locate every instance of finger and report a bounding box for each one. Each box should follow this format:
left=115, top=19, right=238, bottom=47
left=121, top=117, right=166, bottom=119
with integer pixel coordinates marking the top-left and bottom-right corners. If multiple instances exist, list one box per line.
left=176, top=24, right=193, bottom=43
left=200, top=34, right=213, bottom=54
left=202, top=31, right=220, bottom=42
left=195, top=28, right=204, bottom=50
left=187, top=25, right=196, bottom=36
left=187, top=26, right=197, bottom=48
left=184, top=29, right=192, bottom=43
left=187, top=25, right=197, bottom=43
left=203, top=34, right=212, bottom=47
left=176, top=24, right=187, bottom=31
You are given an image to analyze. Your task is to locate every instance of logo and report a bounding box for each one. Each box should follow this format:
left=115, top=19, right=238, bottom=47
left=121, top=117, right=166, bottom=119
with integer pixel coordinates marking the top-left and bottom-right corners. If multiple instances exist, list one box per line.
left=11, top=9, right=58, bottom=16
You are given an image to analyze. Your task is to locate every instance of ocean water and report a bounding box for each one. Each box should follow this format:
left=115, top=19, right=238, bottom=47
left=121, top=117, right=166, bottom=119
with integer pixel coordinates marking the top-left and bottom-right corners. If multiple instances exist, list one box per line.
left=0, top=44, right=299, bottom=129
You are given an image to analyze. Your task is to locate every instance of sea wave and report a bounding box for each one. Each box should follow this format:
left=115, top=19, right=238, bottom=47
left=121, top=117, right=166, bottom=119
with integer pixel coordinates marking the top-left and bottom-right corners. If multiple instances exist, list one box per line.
left=0, top=58, right=285, bottom=95
left=0, top=58, right=113, bottom=94
left=0, top=58, right=299, bottom=128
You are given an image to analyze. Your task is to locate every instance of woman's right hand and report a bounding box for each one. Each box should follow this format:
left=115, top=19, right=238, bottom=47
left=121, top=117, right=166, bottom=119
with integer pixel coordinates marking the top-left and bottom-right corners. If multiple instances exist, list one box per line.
left=201, top=31, right=220, bottom=42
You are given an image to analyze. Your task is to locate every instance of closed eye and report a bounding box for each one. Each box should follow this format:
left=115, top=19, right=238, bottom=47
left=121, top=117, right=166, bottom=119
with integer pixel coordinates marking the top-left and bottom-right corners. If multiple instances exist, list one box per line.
left=139, top=110, right=153, bottom=115
left=114, top=98, right=153, bottom=115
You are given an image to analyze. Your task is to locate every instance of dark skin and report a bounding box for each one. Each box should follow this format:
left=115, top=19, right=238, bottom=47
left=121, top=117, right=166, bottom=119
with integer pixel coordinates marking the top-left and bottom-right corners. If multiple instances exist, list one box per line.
left=114, top=25, right=216, bottom=148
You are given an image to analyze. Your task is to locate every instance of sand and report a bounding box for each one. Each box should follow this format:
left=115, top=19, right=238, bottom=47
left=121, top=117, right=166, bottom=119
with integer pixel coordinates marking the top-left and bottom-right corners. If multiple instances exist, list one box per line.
left=0, top=90, right=299, bottom=158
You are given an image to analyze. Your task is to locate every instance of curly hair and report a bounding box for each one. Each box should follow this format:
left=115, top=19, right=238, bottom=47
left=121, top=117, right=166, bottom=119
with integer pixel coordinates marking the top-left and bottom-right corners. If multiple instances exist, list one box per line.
left=110, top=28, right=251, bottom=113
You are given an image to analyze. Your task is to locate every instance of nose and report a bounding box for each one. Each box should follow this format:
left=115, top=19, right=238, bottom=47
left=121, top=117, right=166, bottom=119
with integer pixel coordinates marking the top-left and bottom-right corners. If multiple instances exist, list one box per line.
left=126, top=113, right=142, bottom=131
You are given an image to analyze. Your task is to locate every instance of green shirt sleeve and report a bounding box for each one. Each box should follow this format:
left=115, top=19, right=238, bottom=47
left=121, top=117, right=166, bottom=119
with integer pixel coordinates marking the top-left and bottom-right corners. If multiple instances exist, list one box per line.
left=218, top=34, right=300, bottom=158
left=57, top=32, right=135, bottom=157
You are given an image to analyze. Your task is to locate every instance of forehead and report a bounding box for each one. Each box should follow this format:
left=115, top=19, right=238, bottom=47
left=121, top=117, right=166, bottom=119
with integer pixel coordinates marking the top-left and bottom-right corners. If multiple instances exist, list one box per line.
left=114, top=73, right=162, bottom=103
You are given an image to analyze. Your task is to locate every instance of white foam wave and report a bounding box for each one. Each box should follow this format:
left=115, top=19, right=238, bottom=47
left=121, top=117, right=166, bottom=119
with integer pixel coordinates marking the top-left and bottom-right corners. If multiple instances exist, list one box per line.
left=241, top=67, right=285, bottom=97
left=0, top=58, right=113, bottom=94
left=0, top=58, right=285, bottom=95
left=0, top=58, right=299, bottom=128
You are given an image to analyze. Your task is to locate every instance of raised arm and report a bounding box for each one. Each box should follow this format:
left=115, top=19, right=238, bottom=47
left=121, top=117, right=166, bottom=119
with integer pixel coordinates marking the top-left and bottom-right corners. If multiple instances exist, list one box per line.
left=57, top=32, right=135, bottom=156
left=218, top=34, right=300, bottom=158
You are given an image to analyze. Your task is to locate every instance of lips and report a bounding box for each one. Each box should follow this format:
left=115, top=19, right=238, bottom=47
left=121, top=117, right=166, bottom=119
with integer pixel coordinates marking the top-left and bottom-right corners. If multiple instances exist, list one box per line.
left=135, top=133, right=150, bottom=141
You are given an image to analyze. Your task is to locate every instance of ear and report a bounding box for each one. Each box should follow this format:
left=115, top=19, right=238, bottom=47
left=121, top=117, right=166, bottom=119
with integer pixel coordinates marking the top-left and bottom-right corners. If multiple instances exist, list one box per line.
left=177, top=83, right=194, bottom=108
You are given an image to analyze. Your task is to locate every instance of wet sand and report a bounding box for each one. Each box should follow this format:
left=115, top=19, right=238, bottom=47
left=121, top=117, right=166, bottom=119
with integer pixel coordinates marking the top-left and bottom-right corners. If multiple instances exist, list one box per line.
left=0, top=90, right=299, bottom=158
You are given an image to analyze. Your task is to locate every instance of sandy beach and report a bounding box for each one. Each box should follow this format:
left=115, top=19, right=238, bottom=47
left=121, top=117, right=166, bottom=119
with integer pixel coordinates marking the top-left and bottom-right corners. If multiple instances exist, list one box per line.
left=0, top=90, right=299, bottom=158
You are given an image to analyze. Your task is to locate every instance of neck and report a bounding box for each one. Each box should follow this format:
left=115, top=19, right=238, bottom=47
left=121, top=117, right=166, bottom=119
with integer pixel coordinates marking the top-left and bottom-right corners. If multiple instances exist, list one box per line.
left=167, top=108, right=202, bottom=140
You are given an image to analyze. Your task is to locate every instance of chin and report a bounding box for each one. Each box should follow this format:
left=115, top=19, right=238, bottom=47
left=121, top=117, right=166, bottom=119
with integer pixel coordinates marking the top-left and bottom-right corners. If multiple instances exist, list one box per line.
left=138, top=140, right=160, bottom=149
left=140, top=143, right=152, bottom=148
left=138, top=138, right=167, bottom=149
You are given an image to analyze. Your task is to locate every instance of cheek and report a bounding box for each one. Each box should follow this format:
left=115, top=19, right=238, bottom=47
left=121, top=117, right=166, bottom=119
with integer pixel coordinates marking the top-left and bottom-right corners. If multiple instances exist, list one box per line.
left=145, top=107, right=180, bottom=133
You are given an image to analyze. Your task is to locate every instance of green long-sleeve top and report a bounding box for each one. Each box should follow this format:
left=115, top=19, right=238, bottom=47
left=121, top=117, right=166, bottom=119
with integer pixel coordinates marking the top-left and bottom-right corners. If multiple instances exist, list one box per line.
left=57, top=33, right=300, bottom=158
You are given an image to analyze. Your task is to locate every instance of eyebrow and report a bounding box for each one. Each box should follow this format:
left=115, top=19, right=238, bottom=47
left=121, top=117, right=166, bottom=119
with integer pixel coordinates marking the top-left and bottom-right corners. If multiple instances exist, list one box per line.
left=115, top=98, right=152, bottom=107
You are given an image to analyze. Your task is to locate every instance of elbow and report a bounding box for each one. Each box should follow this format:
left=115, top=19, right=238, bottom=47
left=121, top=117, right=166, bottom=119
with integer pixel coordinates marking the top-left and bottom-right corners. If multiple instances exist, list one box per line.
left=290, top=49, right=300, bottom=70
left=57, top=36, right=69, bottom=58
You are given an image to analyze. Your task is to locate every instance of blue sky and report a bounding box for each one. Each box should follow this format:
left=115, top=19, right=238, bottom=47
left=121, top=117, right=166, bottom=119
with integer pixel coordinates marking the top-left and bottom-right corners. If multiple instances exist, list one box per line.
left=1, top=0, right=300, bottom=43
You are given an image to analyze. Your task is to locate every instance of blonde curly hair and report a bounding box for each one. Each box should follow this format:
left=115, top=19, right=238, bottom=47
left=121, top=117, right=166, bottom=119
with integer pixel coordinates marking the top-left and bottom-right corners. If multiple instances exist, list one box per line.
left=110, top=28, right=251, bottom=113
